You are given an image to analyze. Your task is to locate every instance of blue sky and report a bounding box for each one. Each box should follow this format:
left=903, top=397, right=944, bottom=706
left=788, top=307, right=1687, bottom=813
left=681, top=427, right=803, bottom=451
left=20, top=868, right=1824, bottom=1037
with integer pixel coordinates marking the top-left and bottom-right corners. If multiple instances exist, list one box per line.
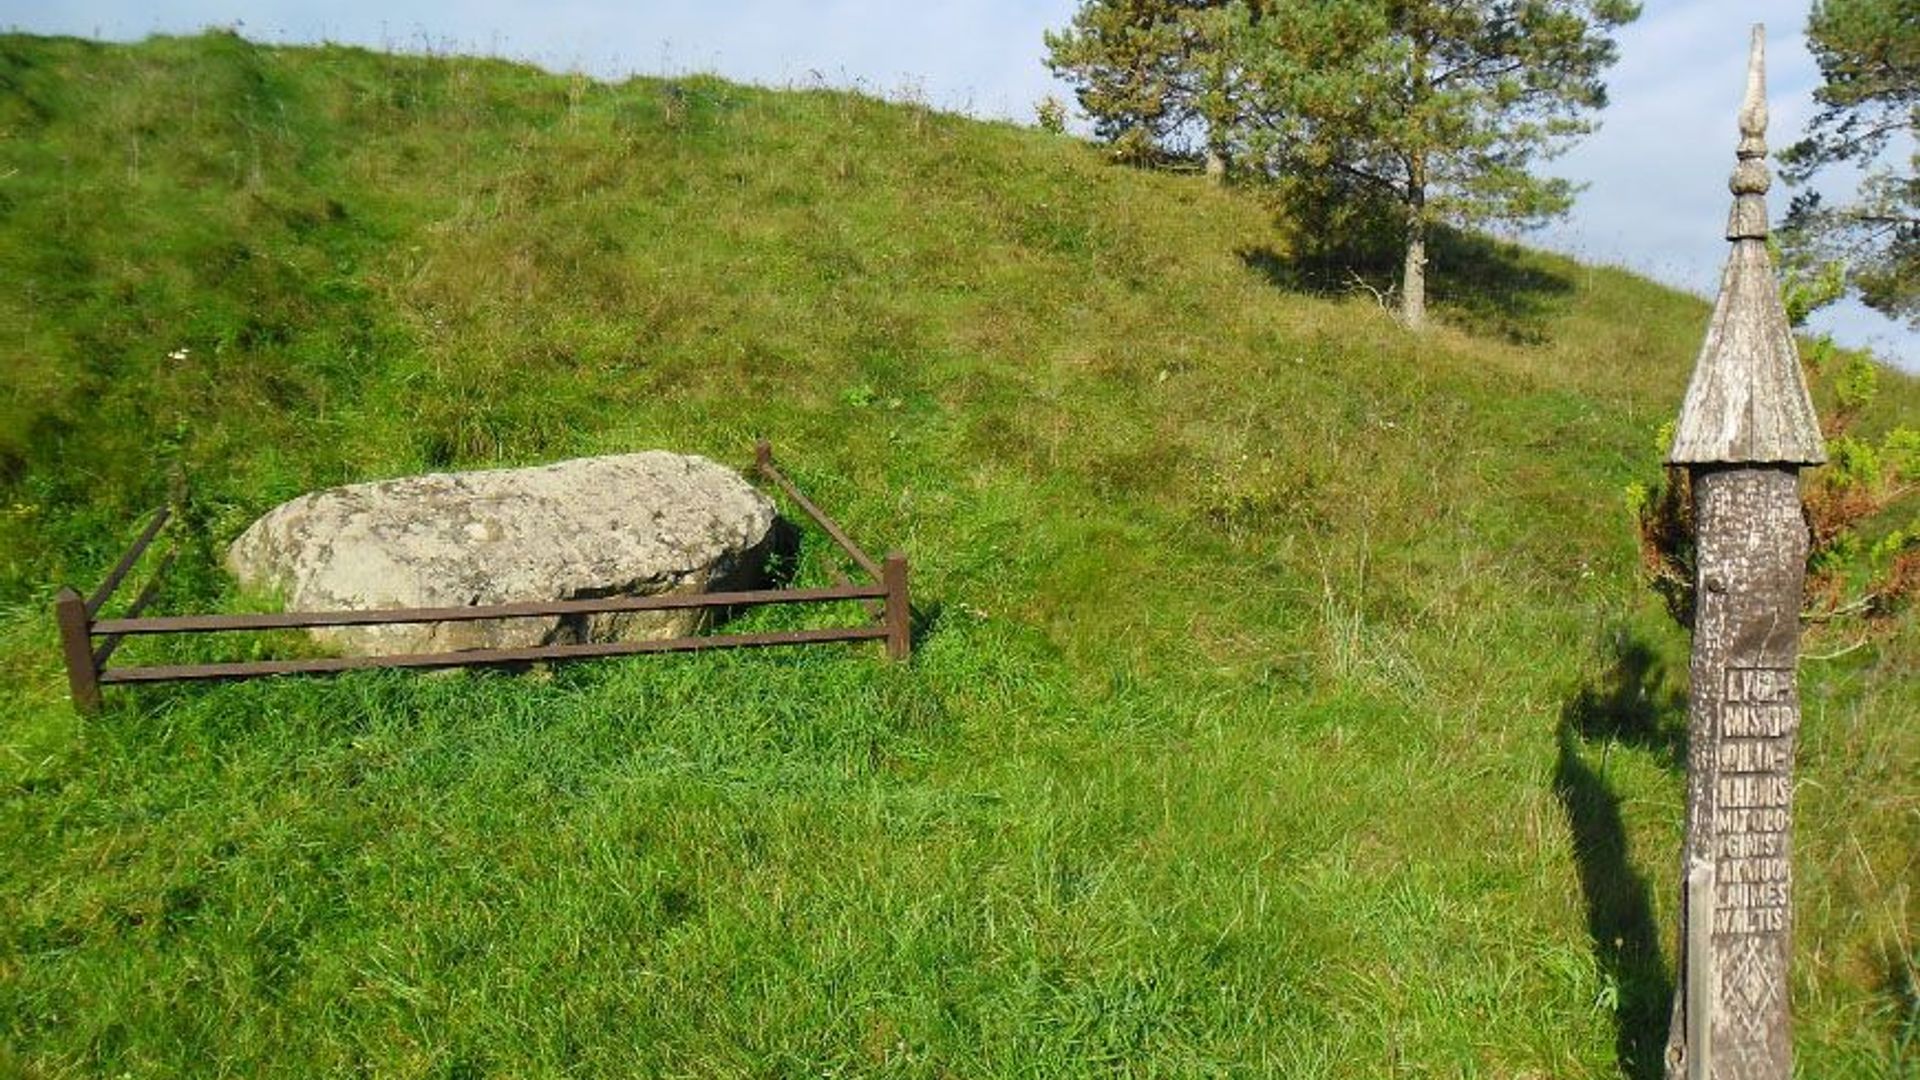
left=8, top=0, right=1917, bottom=371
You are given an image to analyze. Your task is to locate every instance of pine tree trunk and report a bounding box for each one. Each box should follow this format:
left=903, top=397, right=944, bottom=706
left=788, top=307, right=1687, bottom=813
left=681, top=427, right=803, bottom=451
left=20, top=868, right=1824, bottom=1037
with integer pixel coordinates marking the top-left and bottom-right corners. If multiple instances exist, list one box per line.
left=1401, top=213, right=1428, bottom=329
left=1400, top=22, right=1432, bottom=330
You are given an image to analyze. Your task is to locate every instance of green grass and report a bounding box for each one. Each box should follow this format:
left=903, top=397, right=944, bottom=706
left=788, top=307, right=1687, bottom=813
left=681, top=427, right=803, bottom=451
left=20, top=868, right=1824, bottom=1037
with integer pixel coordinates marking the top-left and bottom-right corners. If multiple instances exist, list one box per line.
left=2, top=30, right=1917, bottom=1078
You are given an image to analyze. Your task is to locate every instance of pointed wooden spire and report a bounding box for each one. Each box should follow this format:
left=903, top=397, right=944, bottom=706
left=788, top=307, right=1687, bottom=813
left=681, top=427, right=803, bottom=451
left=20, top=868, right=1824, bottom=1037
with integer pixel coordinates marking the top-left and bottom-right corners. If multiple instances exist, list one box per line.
left=1668, top=25, right=1827, bottom=467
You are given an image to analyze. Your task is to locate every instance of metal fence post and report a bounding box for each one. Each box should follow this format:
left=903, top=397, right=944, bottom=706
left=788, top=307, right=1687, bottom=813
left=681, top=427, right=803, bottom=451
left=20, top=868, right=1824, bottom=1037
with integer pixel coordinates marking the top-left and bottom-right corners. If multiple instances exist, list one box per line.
left=883, top=551, right=910, bottom=661
left=54, top=586, right=102, bottom=714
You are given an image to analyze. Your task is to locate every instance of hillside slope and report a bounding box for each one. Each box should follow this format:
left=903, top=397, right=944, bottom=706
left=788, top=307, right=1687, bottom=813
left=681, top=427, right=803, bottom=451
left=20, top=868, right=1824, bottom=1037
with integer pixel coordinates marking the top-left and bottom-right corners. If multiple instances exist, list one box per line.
left=2, top=32, right=1915, bottom=1078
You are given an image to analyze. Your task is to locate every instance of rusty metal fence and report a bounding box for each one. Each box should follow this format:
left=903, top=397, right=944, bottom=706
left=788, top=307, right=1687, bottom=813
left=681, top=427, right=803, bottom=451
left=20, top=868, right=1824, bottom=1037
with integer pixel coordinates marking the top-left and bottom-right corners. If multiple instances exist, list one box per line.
left=54, top=441, right=909, bottom=713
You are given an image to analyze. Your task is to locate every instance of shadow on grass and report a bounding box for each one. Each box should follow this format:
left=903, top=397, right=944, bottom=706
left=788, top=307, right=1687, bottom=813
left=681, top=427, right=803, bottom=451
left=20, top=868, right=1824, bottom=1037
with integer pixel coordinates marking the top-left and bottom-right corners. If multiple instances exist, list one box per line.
left=1562, top=632, right=1686, bottom=770
left=761, top=516, right=805, bottom=588
left=1238, top=225, right=1573, bottom=344
left=1553, top=631, right=1686, bottom=1080
left=909, top=597, right=943, bottom=652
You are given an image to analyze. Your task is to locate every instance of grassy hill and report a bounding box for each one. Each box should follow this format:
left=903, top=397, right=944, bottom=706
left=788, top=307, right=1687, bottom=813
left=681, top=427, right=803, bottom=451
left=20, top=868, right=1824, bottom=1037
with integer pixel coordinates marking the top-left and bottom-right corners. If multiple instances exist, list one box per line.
left=2, top=30, right=1915, bottom=1078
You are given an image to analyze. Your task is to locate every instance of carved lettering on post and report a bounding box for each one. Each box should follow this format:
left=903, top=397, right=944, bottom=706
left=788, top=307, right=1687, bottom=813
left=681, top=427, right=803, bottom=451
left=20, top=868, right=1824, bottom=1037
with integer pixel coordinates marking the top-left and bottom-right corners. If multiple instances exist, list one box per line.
left=1661, top=27, right=1825, bottom=1080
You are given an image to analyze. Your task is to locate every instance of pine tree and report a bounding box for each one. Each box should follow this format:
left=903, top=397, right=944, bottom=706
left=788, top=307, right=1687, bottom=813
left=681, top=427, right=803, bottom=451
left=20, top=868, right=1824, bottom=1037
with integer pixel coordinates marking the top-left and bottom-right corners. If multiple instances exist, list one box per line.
left=1044, top=1, right=1241, bottom=177
left=1780, top=0, right=1920, bottom=324
left=1232, top=0, right=1638, bottom=327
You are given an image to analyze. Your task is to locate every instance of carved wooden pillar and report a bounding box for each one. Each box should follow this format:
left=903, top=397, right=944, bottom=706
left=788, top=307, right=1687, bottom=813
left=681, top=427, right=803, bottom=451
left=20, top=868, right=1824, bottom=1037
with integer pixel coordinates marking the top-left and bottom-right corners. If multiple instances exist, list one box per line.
left=1661, top=27, right=1827, bottom=1080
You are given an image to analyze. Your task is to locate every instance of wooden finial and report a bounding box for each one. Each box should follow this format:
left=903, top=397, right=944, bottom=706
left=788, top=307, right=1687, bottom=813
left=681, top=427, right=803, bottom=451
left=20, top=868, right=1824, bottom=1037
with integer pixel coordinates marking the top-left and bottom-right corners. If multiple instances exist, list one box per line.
left=1668, top=25, right=1827, bottom=467
left=1727, top=25, right=1771, bottom=235
left=1736, top=26, right=1768, bottom=166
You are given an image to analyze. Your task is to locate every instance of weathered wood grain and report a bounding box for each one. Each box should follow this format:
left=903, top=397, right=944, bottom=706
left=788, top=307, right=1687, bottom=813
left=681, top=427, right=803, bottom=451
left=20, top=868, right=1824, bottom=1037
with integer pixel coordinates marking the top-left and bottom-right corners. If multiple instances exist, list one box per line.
left=1666, top=468, right=1807, bottom=1080
left=1667, top=29, right=1825, bottom=470
left=1661, top=26, right=1825, bottom=1080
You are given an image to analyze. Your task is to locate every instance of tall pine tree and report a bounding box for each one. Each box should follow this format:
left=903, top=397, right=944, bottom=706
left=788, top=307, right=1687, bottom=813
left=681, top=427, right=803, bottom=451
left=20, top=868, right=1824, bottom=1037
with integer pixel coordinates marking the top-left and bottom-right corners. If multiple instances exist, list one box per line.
left=1231, top=0, right=1638, bottom=327
left=1047, top=1, right=1638, bottom=327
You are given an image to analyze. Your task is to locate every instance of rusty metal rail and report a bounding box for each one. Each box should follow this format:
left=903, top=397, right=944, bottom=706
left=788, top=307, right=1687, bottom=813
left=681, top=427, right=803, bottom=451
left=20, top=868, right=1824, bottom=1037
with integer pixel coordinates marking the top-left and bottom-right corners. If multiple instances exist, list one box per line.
left=86, top=506, right=170, bottom=615
left=755, top=441, right=883, bottom=579
left=54, top=442, right=910, bottom=713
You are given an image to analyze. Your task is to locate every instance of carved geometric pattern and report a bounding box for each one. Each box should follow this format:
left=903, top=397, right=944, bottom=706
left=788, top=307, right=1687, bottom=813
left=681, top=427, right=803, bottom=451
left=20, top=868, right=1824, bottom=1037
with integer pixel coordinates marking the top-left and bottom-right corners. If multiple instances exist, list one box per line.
left=1718, top=935, right=1783, bottom=1075
left=1739, top=940, right=1776, bottom=1004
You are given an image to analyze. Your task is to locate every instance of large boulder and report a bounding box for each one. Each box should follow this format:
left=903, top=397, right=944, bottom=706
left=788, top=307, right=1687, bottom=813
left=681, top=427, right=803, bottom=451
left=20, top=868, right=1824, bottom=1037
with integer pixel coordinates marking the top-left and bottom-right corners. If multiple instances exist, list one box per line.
left=226, top=452, right=778, bottom=655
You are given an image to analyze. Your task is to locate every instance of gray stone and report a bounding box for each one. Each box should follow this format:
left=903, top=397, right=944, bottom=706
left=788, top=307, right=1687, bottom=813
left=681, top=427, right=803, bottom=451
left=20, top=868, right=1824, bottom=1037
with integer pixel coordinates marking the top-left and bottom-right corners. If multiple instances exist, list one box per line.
left=226, top=452, right=777, bottom=655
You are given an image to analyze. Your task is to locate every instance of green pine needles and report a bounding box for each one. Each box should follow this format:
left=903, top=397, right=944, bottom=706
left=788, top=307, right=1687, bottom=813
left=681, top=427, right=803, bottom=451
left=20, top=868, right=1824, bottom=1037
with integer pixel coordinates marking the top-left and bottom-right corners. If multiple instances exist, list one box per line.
left=1781, top=0, right=1920, bottom=325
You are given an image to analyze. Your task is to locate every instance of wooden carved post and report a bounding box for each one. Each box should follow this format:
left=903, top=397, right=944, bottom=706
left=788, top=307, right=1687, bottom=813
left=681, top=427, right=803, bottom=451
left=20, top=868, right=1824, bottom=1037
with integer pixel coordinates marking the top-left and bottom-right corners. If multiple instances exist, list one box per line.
left=1661, top=27, right=1826, bottom=1080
